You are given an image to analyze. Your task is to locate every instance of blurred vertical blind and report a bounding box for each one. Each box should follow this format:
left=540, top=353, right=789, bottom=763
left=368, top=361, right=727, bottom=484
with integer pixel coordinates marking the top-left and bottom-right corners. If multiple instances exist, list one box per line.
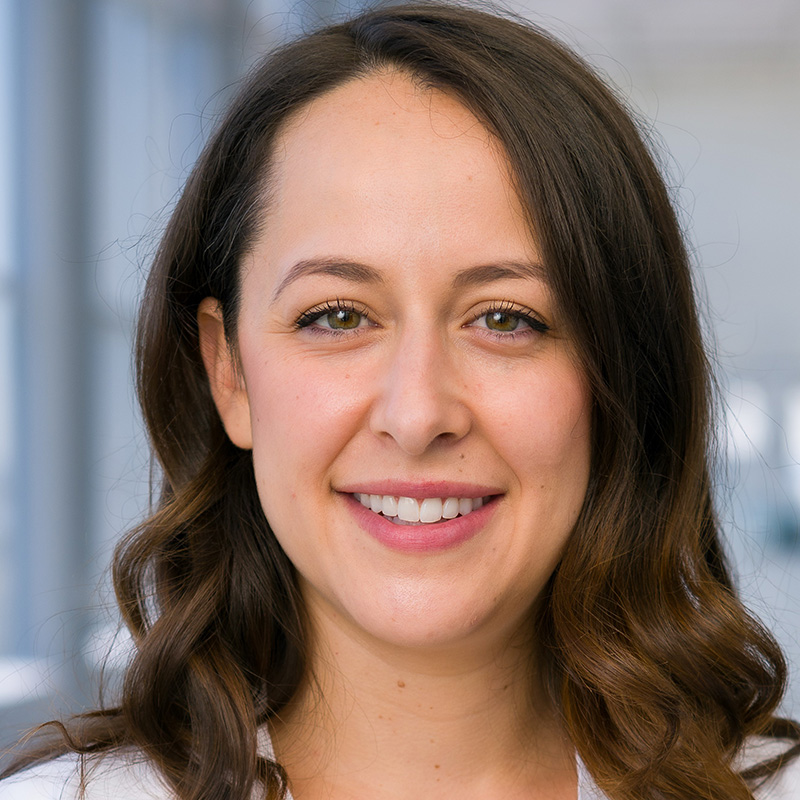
left=0, top=0, right=797, bottom=755
left=0, top=0, right=13, bottom=669
left=0, top=0, right=248, bottom=747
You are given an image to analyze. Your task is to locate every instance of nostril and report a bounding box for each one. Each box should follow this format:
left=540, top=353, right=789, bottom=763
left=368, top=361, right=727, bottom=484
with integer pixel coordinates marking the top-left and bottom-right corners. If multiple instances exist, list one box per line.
left=367, top=346, right=473, bottom=455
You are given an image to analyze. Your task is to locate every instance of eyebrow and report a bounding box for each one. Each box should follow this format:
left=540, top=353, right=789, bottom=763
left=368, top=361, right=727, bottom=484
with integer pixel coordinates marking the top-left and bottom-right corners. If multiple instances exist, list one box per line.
left=272, top=257, right=386, bottom=301
left=271, top=256, right=548, bottom=301
left=451, top=261, right=548, bottom=289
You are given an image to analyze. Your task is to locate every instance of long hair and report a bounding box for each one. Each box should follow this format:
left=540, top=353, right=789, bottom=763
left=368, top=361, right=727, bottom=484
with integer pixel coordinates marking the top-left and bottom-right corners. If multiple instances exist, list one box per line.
left=4, top=4, right=797, bottom=799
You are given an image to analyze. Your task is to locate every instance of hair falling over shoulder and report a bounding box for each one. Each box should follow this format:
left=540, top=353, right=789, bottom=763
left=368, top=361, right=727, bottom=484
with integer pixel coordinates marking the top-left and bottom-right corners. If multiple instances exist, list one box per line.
left=3, top=3, right=798, bottom=799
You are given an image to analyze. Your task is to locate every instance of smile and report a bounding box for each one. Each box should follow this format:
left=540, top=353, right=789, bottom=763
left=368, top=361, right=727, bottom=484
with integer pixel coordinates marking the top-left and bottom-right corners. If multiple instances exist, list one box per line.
left=352, top=493, right=491, bottom=524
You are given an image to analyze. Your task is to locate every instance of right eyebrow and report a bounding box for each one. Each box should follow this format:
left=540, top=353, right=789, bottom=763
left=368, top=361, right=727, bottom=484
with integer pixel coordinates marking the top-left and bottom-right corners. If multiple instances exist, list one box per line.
left=271, top=257, right=386, bottom=302
left=451, top=260, right=548, bottom=289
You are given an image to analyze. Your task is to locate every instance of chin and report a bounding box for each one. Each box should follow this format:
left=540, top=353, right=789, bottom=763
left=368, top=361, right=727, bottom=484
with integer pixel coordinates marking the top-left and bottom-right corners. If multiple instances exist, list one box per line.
left=329, top=585, right=535, bottom=656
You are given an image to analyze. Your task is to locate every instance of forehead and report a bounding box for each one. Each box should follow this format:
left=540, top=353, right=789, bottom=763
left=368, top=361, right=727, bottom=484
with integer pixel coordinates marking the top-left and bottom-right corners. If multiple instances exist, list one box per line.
left=239, top=70, right=545, bottom=305
left=263, top=70, right=534, bottom=246
left=274, top=70, right=491, bottom=156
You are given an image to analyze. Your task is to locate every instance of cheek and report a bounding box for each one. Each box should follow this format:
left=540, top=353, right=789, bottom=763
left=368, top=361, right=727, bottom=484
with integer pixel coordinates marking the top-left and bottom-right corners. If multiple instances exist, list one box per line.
left=243, top=353, right=369, bottom=471
left=489, top=362, right=591, bottom=476
left=241, top=355, right=369, bottom=565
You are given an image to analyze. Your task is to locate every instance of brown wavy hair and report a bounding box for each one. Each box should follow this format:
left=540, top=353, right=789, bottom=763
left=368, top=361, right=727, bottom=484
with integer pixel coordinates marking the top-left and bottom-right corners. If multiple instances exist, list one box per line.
left=4, top=3, right=798, bottom=799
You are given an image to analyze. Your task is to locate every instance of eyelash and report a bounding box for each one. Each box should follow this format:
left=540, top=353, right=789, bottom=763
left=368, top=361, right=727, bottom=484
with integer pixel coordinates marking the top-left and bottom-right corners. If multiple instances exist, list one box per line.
left=294, top=299, right=373, bottom=335
left=293, top=299, right=550, bottom=338
left=467, top=300, right=549, bottom=339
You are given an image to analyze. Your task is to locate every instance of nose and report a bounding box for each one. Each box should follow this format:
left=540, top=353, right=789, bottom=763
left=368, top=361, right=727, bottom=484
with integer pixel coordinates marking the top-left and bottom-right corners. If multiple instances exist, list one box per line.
left=369, top=329, right=472, bottom=456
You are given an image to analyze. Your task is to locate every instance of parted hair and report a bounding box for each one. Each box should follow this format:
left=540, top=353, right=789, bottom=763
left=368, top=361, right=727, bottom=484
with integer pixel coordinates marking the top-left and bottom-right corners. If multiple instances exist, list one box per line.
left=4, top=3, right=798, bottom=799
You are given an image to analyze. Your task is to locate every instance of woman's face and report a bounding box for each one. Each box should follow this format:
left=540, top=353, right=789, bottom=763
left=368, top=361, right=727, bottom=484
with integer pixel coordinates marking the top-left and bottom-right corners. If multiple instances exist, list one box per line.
left=200, top=72, right=592, bottom=655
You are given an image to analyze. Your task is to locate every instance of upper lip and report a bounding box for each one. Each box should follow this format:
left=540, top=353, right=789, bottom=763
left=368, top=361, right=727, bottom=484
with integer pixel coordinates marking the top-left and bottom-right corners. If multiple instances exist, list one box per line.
left=336, top=480, right=503, bottom=499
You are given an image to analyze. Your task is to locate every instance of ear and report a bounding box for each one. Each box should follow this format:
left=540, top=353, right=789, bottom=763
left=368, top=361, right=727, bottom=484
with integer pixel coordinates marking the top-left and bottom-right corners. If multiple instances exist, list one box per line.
left=197, top=297, right=253, bottom=449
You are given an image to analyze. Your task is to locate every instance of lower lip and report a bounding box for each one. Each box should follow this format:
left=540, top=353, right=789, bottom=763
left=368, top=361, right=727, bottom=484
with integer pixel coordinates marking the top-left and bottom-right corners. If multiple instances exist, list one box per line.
left=343, top=493, right=499, bottom=553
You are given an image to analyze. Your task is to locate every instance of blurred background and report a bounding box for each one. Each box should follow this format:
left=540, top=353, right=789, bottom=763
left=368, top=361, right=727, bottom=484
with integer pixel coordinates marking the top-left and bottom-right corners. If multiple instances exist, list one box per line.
left=0, top=0, right=798, bottom=760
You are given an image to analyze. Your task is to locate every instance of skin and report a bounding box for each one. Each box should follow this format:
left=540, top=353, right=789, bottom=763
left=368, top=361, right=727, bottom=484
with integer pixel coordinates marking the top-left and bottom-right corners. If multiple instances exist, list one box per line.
left=199, top=71, right=590, bottom=799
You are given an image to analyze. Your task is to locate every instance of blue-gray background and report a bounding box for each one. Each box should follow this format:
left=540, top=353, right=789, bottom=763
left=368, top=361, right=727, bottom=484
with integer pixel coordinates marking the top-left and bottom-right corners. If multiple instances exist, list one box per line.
left=0, top=0, right=798, bottom=756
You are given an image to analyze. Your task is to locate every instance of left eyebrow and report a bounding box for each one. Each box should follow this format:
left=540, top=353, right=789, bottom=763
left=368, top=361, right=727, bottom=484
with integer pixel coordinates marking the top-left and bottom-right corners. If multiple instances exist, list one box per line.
left=271, top=257, right=386, bottom=302
left=451, top=261, right=548, bottom=289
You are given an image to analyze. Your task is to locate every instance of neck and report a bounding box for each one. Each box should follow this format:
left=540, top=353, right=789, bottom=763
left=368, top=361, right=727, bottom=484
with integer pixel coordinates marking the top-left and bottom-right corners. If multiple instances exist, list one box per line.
left=270, top=600, right=576, bottom=800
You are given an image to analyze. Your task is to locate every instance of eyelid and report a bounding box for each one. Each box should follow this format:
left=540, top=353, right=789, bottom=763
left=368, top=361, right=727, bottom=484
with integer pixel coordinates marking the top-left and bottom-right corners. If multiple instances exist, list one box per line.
left=293, top=298, right=548, bottom=336
left=294, top=299, right=374, bottom=331
left=466, top=300, right=550, bottom=333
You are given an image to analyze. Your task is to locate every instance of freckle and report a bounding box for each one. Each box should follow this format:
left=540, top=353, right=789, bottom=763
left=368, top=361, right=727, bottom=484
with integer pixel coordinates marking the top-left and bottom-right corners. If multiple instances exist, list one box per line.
left=430, top=739, right=435, bottom=743
left=435, top=765, right=440, bottom=770
left=503, top=684, right=509, bottom=690
left=397, top=680, right=405, bottom=688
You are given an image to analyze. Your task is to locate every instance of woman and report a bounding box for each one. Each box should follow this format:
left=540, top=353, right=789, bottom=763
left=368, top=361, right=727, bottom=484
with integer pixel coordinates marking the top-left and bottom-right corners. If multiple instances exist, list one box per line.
left=2, top=3, right=798, bottom=799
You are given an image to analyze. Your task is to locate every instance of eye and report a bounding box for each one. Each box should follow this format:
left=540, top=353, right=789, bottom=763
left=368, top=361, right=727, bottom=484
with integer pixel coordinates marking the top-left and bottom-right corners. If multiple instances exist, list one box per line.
left=468, top=303, right=549, bottom=337
left=295, top=300, right=373, bottom=333
left=484, top=310, right=526, bottom=332
left=317, top=308, right=363, bottom=330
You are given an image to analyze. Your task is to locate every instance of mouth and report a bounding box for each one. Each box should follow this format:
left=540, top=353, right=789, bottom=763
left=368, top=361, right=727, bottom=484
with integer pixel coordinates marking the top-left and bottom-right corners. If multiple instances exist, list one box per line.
left=352, top=493, right=496, bottom=525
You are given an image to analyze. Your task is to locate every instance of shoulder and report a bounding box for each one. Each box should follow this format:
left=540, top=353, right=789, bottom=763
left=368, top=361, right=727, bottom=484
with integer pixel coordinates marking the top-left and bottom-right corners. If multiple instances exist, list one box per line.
left=0, top=750, right=171, bottom=800
left=741, top=737, right=800, bottom=800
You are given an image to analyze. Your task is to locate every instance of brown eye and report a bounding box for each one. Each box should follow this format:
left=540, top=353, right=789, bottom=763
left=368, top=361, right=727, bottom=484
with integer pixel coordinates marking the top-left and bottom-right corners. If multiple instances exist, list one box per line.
left=485, top=311, right=521, bottom=332
left=295, top=302, right=373, bottom=333
left=467, top=305, right=549, bottom=337
left=326, top=308, right=362, bottom=329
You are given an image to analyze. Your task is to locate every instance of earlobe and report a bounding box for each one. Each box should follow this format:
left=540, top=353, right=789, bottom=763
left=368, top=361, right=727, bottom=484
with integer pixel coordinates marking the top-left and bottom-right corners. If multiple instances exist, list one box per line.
left=197, top=297, right=253, bottom=449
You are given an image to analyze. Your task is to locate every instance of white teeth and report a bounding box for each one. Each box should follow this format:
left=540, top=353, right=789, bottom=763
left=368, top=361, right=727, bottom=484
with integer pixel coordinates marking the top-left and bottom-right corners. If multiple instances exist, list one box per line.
left=397, top=497, right=420, bottom=522
left=381, top=495, right=398, bottom=516
left=419, top=497, right=443, bottom=523
left=353, top=493, right=492, bottom=524
left=442, top=497, right=460, bottom=519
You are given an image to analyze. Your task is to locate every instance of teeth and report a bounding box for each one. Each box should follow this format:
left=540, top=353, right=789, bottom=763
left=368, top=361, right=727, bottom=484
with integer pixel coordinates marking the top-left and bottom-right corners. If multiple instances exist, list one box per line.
left=397, top=496, right=420, bottom=522
left=419, top=498, right=443, bottom=523
left=442, top=497, right=460, bottom=519
left=381, top=495, right=398, bottom=516
left=353, top=493, right=490, bottom=524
